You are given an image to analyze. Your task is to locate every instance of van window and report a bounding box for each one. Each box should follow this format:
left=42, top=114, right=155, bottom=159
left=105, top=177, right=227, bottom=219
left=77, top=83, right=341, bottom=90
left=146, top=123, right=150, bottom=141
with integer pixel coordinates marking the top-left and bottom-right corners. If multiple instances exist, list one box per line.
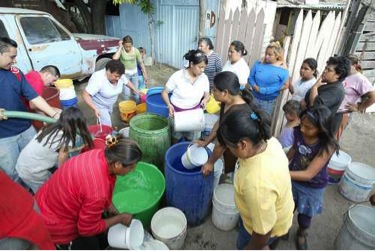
left=20, top=16, right=70, bottom=45
left=0, top=21, right=9, bottom=38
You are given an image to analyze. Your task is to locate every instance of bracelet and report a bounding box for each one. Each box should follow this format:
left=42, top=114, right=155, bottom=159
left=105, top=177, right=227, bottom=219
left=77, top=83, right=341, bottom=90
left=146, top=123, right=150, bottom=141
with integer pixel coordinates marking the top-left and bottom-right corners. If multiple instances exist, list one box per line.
left=52, top=112, right=59, bottom=119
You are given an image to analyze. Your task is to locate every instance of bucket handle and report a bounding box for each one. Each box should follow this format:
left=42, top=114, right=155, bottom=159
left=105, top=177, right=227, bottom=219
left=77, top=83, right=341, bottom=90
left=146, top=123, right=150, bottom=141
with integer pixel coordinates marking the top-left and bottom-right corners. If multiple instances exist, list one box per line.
left=97, top=118, right=103, bottom=133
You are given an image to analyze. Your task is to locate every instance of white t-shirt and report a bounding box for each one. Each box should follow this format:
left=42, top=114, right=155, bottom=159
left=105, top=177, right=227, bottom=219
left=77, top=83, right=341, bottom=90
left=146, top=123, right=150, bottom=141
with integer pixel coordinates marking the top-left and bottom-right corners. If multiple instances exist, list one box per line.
left=85, top=69, right=129, bottom=110
left=291, top=77, right=316, bottom=102
left=165, top=69, right=209, bottom=109
left=222, top=58, right=250, bottom=85
left=16, top=131, right=66, bottom=181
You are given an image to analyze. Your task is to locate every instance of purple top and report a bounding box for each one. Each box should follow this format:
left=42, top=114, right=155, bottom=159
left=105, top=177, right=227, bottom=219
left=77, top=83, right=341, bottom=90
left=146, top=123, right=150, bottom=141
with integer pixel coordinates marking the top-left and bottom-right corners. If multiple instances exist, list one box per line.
left=289, top=126, right=329, bottom=188
left=278, top=126, right=295, bottom=148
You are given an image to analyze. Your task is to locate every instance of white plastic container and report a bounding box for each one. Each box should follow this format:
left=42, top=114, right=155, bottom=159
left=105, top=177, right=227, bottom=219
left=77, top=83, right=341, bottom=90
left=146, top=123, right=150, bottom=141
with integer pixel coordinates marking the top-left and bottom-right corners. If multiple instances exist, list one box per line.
left=339, top=162, right=375, bottom=202
left=151, top=207, right=187, bottom=250
left=201, top=114, right=219, bottom=139
left=181, top=144, right=208, bottom=169
left=334, top=204, right=375, bottom=249
left=213, top=159, right=224, bottom=191
left=119, top=127, right=130, bottom=138
left=212, top=184, right=239, bottom=231
left=108, top=220, right=144, bottom=249
left=327, top=150, right=352, bottom=184
left=174, top=108, right=205, bottom=132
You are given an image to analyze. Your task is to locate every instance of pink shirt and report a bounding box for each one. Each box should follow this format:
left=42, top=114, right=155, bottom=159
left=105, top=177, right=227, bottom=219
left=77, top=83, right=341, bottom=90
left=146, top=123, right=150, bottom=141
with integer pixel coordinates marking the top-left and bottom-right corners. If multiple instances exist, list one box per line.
left=339, top=73, right=374, bottom=112
left=35, top=149, right=116, bottom=244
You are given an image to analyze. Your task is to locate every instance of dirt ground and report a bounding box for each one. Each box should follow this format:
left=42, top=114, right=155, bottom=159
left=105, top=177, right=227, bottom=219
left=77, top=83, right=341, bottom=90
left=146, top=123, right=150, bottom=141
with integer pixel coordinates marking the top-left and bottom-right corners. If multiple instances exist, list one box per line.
left=74, top=63, right=375, bottom=250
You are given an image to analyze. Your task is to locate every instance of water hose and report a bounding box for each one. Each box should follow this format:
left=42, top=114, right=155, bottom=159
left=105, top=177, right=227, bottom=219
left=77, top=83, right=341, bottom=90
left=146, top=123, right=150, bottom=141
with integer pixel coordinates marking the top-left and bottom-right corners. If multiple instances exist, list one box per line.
left=3, top=111, right=57, bottom=124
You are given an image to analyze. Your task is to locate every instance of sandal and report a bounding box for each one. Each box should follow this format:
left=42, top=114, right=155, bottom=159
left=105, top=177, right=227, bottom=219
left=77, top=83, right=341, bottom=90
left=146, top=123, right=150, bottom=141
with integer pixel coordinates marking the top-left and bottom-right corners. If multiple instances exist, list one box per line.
left=296, top=234, right=308, bottom=250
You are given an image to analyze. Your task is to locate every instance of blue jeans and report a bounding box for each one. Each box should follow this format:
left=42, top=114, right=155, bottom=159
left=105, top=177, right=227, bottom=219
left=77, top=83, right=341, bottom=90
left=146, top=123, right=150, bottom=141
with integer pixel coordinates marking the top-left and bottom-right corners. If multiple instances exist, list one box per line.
left=0, top=126, right=36, bottom=182
left=236, top=217, right=278, bottom=250
left=253, top=97, right=277, bottom=116
left=124, top=71, right=140, bottom=103
left=138, top=75, right=146, bottom=90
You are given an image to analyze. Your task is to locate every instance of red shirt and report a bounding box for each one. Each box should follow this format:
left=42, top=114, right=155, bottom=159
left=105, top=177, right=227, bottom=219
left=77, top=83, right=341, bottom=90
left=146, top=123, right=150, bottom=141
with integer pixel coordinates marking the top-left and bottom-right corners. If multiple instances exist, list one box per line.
left=35, top=149, right=116, bottom=244
left=0, top=172, right=55, bottom=249
left=25, top=71, right=45, bottom=110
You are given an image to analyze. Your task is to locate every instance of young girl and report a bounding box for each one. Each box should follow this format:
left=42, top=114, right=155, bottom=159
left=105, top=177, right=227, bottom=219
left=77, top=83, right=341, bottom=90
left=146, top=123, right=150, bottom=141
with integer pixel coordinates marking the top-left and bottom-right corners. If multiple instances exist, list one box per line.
left=16, top=107, right=93, bottom=193
left=278, top=100, right=302, bottom=150
left=216, top=106, right=294, bottom=250
left=289, top=58, right=318, bottom=102
left=287, top=105, right=339, bottom=250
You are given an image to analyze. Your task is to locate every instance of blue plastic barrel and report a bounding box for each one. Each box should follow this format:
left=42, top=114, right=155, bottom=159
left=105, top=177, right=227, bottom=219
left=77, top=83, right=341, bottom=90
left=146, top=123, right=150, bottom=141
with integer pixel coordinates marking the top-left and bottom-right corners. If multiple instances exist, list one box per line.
left=146, top=87, right=169, bottom=117
left=165, top=142, right=214, bottom=226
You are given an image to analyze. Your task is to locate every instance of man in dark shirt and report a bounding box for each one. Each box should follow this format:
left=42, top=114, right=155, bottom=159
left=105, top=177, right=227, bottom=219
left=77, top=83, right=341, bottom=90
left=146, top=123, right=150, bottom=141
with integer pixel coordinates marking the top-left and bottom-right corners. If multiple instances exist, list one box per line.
left=304, top=56, right=350, bottom=134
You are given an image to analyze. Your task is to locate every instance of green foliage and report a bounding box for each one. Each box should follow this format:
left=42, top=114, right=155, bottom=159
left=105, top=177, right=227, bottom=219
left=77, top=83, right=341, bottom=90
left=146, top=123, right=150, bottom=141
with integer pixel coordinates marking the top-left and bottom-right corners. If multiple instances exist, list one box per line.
left=112, top=0, right=154, bottom=15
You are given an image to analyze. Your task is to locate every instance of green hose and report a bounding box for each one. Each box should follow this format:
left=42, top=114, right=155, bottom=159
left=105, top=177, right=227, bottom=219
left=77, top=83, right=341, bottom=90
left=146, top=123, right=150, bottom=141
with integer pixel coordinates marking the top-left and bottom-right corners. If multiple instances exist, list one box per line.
left=3, top=111, right=57, bottom=124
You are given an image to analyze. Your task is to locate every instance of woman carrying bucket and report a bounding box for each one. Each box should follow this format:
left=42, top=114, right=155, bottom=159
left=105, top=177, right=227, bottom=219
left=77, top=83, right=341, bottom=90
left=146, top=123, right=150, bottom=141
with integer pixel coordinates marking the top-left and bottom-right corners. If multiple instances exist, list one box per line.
left=35, top=137, right=143, bottom=249
left=161, top=49, right=210, bottom=143
left=216, top=106, right=294, bottom=249
left=15, top=107, right=93, bottom=193
left=83, top=60, right=139, bottom=127
left=198, top=71, right=254, bottom=176
left=287, top=105, right=339, bottom=249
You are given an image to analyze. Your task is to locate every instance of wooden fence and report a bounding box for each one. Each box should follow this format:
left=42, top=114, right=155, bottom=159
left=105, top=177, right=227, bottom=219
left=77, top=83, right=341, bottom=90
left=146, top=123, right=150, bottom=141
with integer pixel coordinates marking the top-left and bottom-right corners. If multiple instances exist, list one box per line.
left=272, top=9, right=345, bottom=136
left=215, top=1, right=277, bottom=67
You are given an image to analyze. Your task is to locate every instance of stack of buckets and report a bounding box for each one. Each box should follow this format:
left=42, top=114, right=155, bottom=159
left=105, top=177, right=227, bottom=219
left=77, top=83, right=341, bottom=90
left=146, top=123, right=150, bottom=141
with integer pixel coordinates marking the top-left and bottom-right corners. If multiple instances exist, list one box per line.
left=54, top=79, right=78, bottom=109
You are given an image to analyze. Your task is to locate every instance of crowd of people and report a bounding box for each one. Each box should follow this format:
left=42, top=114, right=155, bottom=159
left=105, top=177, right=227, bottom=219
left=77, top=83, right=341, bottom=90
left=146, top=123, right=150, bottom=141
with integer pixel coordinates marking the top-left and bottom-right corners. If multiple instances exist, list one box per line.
left=1, top=32, right=374, bottom=250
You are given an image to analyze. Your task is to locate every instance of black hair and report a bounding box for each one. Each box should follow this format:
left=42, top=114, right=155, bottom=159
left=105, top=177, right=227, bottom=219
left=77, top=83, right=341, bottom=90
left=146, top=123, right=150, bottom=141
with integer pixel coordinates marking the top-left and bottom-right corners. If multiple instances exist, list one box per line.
left=40, top=65, right=61, bottom=78
left=283, top=100, right=302, bottom=116
left=106, top=59, right=125, bottom=75
left=36, top=107, right=93, bottom=151
left=105, top=138, right=143, bottom=166
left=213, top=71, right=254, bottom=108
left=346, top=54, right=362, bottom=72
left=198, top=37, right=214, bottom=50
left=326, top=56, right=350, bottom=82
left=217, top=106, right=271, bottom=149
left=183, top=49, right=208, bottom=68
left=230, top=40, right=248, bottom=56
left=302, top=58, right=318, bottom=78
left=300, top=105, right=339, bottom=156
left=122, top=35, right=133, bottom=45
left=0, top=37, right=17, bottom=53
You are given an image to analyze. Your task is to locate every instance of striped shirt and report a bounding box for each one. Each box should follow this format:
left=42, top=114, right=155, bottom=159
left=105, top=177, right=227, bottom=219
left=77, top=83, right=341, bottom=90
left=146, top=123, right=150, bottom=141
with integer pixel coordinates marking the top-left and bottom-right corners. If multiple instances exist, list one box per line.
left=205, top=51, right=222, bottom=86
left=35, top=149, right=116, bottom=245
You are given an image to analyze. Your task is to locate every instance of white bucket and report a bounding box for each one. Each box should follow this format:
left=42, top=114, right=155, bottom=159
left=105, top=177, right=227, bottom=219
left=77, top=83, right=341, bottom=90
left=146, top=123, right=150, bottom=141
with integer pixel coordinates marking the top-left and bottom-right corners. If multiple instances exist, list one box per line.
left=213, top=159, right=224, bottom=191
left=212, top=184, right=239, bottom=231
left=119, top=127, right=130, bottom=137
left=334, top=204, right=375, bottom=249
left=328, top=150, right=352, bottom=184
left=151, top=207, right=187, bottom=250
left=339, top=162, right=375, bottom=202
left=201, top=114, right=219, bottom=139
left=107, top=220, right=144, bottom=249
left=174, top=108, right=205, bottom=132
left=207, top=143, right=215, bottom=152
left=181, top=144, right=208, bottom=169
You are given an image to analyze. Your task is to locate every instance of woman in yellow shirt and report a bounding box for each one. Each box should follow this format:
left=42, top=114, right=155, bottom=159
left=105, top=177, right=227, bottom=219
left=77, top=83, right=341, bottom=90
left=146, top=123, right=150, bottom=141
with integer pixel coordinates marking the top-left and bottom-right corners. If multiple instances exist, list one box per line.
left=216, top=106, right=294, bottom=249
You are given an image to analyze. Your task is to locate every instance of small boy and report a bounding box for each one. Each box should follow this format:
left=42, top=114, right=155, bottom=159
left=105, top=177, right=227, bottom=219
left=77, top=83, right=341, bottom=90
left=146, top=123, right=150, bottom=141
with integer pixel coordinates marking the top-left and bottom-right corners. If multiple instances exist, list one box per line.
left=278, top=100, right=302, bottom=151
left=137, top=47, right=147, bottom=90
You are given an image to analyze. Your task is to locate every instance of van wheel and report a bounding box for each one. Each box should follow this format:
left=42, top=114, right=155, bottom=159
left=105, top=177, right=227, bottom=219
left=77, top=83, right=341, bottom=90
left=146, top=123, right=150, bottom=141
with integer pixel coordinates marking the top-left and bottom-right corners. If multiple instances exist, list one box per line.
left=95, top=58, right=111, bottom=71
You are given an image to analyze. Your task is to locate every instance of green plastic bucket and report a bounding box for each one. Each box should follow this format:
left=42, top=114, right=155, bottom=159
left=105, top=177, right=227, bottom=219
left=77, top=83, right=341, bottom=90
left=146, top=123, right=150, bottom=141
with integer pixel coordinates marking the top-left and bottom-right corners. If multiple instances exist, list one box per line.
left=129, top=113, right=170, bottom=171
left=112, top=162, right=165, bottom=227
